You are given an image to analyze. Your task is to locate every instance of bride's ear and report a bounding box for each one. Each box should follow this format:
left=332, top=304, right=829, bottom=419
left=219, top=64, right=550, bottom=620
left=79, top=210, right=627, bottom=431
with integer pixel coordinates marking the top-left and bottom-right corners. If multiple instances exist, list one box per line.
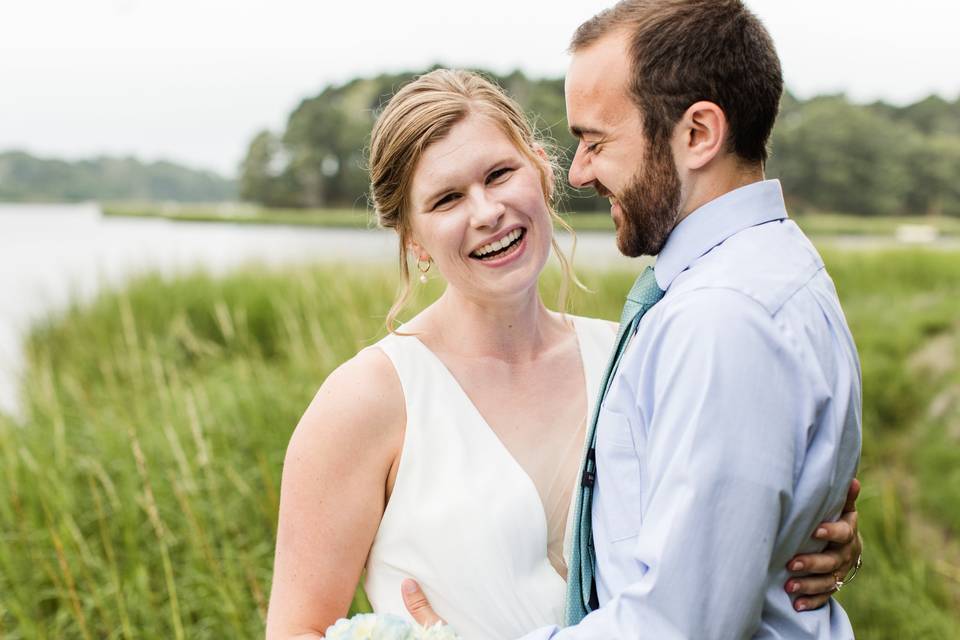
left=407, top=238, right=429, bottom=263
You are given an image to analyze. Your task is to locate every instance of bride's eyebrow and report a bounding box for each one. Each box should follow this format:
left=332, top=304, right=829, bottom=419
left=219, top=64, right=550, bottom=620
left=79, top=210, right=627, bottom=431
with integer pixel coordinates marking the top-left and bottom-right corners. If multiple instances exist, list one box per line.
left=416, top=166, right=462, bottom=207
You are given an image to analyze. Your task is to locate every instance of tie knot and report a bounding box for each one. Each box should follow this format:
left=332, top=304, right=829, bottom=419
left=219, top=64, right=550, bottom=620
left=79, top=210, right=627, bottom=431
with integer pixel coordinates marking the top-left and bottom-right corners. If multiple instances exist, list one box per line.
left=616, top=266, right=664, bottom=332
left=626, top=266, right=665, bottom=307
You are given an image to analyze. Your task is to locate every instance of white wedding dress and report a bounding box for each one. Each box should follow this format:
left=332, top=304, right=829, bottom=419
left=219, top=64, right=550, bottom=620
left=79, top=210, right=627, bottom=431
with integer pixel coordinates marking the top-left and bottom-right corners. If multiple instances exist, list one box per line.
left=362, top=315, right=615, bottom=640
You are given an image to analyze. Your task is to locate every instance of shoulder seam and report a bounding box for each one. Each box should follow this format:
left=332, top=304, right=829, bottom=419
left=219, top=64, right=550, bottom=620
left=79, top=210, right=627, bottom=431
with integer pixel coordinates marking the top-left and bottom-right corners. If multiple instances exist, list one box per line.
left=660, top=285, right=777, bottom=319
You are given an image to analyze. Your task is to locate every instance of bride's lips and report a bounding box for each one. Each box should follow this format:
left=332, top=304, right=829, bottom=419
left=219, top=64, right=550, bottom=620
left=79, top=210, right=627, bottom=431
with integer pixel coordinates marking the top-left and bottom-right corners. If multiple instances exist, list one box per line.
left=468, top=225, right=524, bottom=255
left=468, top=226, right=528, bottom=267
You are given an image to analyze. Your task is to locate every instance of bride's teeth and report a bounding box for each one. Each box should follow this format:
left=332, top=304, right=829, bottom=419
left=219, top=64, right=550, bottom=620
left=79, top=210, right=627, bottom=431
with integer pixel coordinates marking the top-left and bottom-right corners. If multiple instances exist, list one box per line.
left=473, top=229, right=523, bottom=258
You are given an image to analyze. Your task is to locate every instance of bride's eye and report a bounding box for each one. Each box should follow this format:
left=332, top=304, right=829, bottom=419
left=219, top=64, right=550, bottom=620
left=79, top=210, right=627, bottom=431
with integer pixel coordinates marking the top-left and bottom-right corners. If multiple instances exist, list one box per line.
left=433, top=192, right=461, bottom=209
left=486, top=167, right=514, bottom=184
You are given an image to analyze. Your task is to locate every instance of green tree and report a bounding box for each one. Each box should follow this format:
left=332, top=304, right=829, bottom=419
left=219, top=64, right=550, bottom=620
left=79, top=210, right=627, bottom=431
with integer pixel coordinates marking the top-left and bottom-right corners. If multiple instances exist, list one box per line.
left=769, top=96, right=915, bottom=215
left=892, top=94, right=960, bottom=137
left=239, top=69, right=960, bottom=218
left=0, top=151, right=235, bottom=202
left=904, top=136, right=960, bottom=216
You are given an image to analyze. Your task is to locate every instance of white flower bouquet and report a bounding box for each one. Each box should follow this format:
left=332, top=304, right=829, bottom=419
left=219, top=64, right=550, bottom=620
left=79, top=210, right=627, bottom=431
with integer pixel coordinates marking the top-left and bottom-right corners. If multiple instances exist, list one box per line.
left=325, top=613, right=460, bottom=640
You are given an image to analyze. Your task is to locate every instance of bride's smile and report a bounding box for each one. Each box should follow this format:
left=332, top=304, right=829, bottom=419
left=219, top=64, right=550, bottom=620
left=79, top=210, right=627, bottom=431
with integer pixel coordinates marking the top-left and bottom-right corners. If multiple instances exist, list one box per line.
left=468, top=226, right=526, bottom=264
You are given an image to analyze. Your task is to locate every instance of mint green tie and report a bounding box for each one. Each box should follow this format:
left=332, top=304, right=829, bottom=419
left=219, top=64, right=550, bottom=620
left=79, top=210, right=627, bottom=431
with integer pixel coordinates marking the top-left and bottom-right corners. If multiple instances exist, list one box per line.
left=566, top=266, right=665, bottom=625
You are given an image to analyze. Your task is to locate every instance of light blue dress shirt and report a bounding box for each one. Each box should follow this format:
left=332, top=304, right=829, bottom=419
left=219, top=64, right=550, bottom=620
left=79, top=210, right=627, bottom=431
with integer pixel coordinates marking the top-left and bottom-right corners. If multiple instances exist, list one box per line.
left=523, top=180, right=862, bottom=639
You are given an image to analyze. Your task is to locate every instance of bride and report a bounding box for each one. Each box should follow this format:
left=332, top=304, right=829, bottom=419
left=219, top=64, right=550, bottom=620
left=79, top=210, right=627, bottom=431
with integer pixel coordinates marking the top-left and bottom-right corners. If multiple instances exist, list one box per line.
left=264, top=69, right=860, bottom=639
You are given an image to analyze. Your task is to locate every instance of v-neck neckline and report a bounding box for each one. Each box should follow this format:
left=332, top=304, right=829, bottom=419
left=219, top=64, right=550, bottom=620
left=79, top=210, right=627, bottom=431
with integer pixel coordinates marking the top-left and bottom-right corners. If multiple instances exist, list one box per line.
left=408, top=316, right=595, bottom=583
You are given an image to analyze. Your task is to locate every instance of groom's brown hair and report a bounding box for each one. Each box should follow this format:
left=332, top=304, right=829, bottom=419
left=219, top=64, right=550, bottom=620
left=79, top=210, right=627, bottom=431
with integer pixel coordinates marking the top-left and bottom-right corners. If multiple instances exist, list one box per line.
left=570, top=0, right=783, bottom=163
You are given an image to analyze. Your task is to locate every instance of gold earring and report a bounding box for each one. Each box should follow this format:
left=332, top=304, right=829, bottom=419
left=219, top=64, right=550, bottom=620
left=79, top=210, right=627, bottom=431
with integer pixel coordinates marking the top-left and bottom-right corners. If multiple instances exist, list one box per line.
left=417, top=258, right=431, bottom=283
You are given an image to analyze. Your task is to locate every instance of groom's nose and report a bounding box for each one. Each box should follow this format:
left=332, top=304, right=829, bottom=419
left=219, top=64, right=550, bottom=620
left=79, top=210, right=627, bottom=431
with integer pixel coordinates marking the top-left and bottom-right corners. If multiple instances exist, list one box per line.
left=568, top=142, right=594, bottom=189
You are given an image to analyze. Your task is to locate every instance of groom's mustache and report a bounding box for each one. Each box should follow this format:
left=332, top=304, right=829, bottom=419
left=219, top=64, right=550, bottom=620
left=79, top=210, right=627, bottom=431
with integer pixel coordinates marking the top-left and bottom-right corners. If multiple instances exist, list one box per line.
left=592, top=182, right=613, bottom=199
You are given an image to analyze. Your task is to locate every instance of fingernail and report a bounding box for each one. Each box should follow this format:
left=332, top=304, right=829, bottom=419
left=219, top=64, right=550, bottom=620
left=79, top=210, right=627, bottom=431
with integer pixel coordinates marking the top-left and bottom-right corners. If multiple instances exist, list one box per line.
left=790, top=582, right=800, bottom=593
left=796, top=601, right=807, bottom=612
left=791, top=561, right=803, bottom=571
left=816, top=527, right=827, bottom=538
left=402, top=579, right=417, bottom=594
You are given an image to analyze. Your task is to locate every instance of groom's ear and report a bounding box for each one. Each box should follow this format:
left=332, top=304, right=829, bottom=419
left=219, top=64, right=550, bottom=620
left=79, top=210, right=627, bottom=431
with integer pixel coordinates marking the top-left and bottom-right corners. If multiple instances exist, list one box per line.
left=676, top=101, right=728, bottom=171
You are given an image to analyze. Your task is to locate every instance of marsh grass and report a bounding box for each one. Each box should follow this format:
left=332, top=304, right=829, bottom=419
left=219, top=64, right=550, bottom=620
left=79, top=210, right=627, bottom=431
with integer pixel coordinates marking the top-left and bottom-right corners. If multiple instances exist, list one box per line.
left=1, top=251, right=958, bottom=637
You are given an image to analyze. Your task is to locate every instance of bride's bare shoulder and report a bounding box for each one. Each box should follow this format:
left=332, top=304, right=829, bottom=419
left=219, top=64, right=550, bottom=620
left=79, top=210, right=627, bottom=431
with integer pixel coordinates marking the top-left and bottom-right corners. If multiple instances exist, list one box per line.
left=287, top=346, right=404, bottom=462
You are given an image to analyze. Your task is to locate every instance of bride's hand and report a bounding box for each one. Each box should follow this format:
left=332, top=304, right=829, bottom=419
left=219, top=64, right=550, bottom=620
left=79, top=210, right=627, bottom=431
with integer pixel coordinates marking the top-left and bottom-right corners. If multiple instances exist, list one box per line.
left=784, top=478, right=862, bottom=611
left=402, top=579, right=446, bottom=627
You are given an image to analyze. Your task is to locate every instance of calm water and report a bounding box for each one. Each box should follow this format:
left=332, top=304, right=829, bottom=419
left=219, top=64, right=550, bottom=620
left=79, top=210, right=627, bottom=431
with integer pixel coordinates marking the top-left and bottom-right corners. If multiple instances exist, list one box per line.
left=0, top=203, right=633, bottom=415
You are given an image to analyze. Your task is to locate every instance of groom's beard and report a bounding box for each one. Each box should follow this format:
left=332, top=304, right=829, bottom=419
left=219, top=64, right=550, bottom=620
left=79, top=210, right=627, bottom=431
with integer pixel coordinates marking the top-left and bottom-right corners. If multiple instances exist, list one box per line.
left=613, top=140, right=683, bottom=258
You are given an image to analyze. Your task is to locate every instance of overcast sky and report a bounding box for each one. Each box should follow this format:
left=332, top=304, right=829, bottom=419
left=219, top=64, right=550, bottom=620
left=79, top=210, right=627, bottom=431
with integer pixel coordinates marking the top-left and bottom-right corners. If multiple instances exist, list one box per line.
left=2, top=0, right=957, bottom=176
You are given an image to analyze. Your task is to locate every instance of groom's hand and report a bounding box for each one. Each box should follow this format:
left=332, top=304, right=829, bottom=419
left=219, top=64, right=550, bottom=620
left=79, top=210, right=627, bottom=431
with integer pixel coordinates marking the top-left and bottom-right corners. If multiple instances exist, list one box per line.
left=401, top=579, right=445, bottom=627
left=784, top=478, right=862, bottom=611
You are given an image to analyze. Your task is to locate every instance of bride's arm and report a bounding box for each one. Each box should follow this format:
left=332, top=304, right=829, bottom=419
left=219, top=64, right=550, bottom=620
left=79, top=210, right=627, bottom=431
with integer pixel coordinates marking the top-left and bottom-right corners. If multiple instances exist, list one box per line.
left=266, top=348, right=405, bottom=639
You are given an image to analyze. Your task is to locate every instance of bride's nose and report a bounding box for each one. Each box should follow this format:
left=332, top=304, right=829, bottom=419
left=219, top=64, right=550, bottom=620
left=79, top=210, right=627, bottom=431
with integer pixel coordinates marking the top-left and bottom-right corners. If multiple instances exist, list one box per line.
left=469, top=190, right=506, bottom=229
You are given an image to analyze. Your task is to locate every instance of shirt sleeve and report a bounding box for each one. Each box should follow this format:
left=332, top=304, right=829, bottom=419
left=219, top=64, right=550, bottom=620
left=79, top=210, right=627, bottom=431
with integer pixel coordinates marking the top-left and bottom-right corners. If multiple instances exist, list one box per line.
left=517, top=287, right=810, bottom=640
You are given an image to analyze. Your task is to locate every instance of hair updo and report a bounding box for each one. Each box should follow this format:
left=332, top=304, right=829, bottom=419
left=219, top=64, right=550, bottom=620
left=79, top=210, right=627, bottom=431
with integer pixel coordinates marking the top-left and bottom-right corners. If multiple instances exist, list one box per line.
left=368, top=68, right=579, bottom=331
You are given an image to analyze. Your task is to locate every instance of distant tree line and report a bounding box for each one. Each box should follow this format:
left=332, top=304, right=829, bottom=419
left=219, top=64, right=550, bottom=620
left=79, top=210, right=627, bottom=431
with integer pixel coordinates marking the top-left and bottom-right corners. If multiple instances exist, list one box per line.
left=240, top=67, right=960, bottom=216
left=0, top=152, right=236, bottom=203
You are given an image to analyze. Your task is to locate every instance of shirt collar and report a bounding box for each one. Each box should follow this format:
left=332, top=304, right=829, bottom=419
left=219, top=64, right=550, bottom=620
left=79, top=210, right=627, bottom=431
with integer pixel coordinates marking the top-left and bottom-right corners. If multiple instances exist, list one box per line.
left=654, top=179, right=788, bottom=290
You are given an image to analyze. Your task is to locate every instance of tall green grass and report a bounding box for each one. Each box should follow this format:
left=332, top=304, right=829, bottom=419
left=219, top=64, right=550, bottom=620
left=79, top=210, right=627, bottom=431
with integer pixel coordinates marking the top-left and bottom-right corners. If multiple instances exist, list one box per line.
left=816, top=251, right=960, bottom=637
left=1, top=251, right=958, bottom=637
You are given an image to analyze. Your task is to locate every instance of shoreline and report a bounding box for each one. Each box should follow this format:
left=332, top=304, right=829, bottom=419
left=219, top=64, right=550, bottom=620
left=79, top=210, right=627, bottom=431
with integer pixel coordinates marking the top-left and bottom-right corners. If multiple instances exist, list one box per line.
left=97, top=202, right=960, bottom=237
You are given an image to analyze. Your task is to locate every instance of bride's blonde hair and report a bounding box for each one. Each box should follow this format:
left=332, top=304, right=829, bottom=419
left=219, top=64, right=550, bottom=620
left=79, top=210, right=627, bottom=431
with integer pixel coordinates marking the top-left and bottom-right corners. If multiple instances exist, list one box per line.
left=368, top=68, right=583, bottom=333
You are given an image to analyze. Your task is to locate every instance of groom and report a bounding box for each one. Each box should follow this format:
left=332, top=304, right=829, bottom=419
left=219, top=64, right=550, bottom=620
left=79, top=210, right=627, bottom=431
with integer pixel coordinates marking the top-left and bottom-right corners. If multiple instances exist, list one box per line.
left=406, top=1, right=861, bottom=637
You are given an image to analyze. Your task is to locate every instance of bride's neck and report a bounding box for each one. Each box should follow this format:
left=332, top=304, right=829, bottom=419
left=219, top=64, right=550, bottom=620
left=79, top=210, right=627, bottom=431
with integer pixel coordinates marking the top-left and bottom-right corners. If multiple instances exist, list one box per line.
left=425, top=285, right=562, bottom=362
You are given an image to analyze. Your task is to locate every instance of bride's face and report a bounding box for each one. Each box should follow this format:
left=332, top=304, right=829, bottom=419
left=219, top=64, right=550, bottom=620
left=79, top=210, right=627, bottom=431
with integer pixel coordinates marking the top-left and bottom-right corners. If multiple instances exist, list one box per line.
left=407, top=114, right=554, bottom=301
